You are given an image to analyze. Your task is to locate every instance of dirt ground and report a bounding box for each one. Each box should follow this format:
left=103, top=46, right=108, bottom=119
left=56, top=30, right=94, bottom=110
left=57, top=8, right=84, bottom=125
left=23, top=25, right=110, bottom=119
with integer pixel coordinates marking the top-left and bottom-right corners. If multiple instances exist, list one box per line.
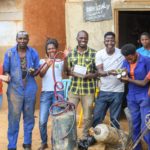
left=0, top=109, right=129, bottom=150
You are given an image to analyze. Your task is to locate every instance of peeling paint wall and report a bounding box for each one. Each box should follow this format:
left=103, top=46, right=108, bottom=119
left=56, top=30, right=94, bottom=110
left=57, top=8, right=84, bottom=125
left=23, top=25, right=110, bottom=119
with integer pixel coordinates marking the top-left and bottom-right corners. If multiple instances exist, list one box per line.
left=24, top=0, right=66, bottom=108
left=24, top=0, right=66, bottom=57
left=0, top=0, right=66, bottom=109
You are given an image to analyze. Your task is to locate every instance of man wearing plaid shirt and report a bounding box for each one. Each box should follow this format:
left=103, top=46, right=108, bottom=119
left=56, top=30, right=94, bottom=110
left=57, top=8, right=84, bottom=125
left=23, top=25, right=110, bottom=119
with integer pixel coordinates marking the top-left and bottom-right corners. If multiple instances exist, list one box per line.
left=64, top=30, right=98, bottom=138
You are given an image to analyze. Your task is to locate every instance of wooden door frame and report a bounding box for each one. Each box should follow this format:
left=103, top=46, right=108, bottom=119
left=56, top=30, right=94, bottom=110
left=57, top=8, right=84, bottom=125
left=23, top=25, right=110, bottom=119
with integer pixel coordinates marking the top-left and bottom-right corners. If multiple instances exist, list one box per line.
left=114, top=8, right=150, bottom=47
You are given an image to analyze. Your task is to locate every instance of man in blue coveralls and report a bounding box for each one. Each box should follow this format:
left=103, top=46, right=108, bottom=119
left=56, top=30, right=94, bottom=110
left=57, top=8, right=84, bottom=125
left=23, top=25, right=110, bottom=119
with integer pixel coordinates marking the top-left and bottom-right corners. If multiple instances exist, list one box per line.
left=121, top=43, right=150, bottom=150
left=3, top=31, right=39, bottom=150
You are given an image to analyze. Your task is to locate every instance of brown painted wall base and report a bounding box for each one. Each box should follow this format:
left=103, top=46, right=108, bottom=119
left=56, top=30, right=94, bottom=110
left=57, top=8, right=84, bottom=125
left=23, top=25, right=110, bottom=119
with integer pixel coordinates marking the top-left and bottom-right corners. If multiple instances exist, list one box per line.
left=24, top=0, right=66, bottom=108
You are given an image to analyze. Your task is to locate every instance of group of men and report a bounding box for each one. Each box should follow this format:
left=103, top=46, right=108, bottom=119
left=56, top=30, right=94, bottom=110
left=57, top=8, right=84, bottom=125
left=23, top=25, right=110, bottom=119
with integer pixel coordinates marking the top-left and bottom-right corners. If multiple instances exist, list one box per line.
left=1, top=30, right=150, bottom=150
left=64, top=31, right=124, bottom=139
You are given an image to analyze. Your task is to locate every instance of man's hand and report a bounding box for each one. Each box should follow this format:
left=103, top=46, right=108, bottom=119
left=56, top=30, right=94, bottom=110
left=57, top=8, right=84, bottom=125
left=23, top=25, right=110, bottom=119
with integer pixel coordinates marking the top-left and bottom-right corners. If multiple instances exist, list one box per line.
left=72, top=72, right=84, bottom=78
left=46, top=59, right=53, bottom=67
left=120, top=75, right=129, bottom=83
left=64, top=47, right=72, bottom=57
left=121, top=75, right=129, bottom=82
left=108, top=70, right=117, bottom=76
left=28, top=68, right=35, bottom=75
left=83, top=73, right=91, bottom=79
left=84, top=72, right=99, bottom=79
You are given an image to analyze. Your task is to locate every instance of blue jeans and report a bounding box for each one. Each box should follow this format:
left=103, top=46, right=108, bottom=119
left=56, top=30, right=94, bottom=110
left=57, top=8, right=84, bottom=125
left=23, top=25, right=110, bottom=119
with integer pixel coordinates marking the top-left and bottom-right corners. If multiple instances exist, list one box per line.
left=39, top=91, right=64, bottom=144
left=0, top=95, right=2, bottom=109
left=7, top=91, right=36, bottom=149
left=93, top=91, right=124, bottom=129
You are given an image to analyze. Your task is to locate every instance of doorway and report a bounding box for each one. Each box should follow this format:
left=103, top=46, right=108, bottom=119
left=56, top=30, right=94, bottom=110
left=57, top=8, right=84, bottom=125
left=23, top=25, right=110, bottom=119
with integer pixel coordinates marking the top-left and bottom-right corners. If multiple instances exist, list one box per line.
left=115, top=10, right=150, bottom=112
left=118, top=11, right=150, bottom=48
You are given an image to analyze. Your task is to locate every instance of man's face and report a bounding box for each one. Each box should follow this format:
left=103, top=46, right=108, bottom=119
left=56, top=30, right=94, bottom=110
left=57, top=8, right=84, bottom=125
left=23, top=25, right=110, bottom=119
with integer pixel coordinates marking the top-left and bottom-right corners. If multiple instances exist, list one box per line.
left=16, top=34, right=29, bottom=49
left=140, top=35, right=150, bottom=48
left=125, top=54, right=137, bottom=64
left=104, top=35, right=115, bottom=50
left=77, top=32, right=88, bottom=49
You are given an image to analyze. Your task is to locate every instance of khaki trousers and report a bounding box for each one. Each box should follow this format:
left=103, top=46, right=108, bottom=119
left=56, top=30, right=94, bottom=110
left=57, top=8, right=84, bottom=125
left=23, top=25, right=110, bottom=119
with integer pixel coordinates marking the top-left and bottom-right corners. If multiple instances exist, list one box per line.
left=68, top=91, right=95, bottom=138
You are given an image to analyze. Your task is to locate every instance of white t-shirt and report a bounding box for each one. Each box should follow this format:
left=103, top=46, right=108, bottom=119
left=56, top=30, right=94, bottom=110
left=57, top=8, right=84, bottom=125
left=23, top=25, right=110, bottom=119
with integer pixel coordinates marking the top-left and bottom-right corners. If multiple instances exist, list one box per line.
left=40, top=59, right=64, bottom=91
left=95, top=48, right=124, bottom=92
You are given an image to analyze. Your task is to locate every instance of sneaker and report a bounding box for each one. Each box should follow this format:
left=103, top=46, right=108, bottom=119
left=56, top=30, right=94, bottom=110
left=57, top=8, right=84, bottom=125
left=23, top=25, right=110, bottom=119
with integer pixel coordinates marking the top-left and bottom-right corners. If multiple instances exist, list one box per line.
left=38, top=143, right=48, bottom=150
left=23, top=144, right=31, bottom=150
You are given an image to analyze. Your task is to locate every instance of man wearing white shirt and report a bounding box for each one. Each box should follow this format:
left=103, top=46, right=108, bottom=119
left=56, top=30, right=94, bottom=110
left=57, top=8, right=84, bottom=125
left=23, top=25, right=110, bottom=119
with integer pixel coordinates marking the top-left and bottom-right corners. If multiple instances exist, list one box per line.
left=93, top=32, right=124, bottom=129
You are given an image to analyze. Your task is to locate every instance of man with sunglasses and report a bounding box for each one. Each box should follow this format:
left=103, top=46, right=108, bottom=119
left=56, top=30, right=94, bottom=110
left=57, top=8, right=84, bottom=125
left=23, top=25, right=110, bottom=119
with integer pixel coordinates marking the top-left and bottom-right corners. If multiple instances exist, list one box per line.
left=3, top=31, right=39, bottom=150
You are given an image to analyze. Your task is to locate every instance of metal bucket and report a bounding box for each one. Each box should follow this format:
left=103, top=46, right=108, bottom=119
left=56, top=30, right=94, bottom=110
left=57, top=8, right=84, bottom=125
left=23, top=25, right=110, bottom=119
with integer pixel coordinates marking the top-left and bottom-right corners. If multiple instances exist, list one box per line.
left=51, top=103, right=78, bottom=150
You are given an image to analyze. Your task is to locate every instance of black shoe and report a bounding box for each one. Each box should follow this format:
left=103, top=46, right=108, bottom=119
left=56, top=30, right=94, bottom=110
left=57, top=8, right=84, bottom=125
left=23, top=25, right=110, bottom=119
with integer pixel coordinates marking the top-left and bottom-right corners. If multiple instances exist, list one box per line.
left=78, top=135, right=96, bottom=150
left=78, top=139, right=88, bottom=150
left=86, top=135, right=96, bottom=146
left=23, top=144, right=31, bottom=150
left=38, top=143, right=48, bottom=150
left=8, top=149, right=16, bottom=150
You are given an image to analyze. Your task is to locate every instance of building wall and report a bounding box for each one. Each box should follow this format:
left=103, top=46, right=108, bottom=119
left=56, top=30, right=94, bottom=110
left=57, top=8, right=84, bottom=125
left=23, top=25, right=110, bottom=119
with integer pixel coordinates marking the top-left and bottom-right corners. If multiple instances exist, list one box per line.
left=24, top=0, right=66, bottom=57
left=0, top=0, right=23, bottom=109
left=1, top=0, right=66, bottom=109
left=24, top=0, right=66, bottom=108
left=65, top=0, right=113, bottom=51
left=1, top=0, right=150, bottom=109
left=65, top=0, right=150, bottom=50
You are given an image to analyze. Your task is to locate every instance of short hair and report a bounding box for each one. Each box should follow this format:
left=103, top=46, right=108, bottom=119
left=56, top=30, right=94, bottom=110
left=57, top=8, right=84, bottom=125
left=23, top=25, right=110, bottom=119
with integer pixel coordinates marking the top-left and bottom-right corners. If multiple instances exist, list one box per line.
left=104, top=31, right=115, bottom=38
left=16, top=31, right=29, bottom=38
left=45, top=38, right=58, bottom=50
left=140, top=32, right=150, bottom=39
left=121, top=43, right=136, bottom=56
left=77, top=30, right=88, bottom=38
left=45, top=38, right=58, bottom=55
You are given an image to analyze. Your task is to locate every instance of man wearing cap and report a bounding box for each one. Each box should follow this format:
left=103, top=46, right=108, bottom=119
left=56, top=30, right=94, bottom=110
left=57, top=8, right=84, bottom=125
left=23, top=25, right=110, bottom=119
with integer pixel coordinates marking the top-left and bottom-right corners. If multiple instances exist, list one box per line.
left=3, top=31, right=39, bottom=150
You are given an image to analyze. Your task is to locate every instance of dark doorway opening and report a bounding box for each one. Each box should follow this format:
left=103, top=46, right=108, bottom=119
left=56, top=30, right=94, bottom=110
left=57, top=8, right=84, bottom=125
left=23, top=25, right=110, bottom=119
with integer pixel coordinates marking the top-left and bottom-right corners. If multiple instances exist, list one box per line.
left=119, top=11, right=150, bottom=48
left=118, top=11, right=150, bottom=117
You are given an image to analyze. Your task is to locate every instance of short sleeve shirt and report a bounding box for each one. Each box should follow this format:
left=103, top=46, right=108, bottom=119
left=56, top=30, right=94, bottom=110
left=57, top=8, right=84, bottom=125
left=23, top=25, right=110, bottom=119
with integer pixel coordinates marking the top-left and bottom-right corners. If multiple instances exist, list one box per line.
left=96, top=48, right=124, bottom=92
left=67, top=47, right=97, bottom=95
left=40, top=59, right=64, bottom=91
left=137, top=47, right=150, bottom=57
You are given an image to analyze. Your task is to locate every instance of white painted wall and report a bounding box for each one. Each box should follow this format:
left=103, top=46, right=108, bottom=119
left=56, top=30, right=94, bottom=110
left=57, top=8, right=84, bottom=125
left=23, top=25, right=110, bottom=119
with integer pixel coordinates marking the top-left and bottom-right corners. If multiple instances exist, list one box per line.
left=0, top=22, right=22, bottom=46
left=65, top=0, right=114, bottom=51
left=0, top=0, right=23, bottom=109
left=0, top=0, right=23, bottom=46
left=65, top=0, right=150, bottom=50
